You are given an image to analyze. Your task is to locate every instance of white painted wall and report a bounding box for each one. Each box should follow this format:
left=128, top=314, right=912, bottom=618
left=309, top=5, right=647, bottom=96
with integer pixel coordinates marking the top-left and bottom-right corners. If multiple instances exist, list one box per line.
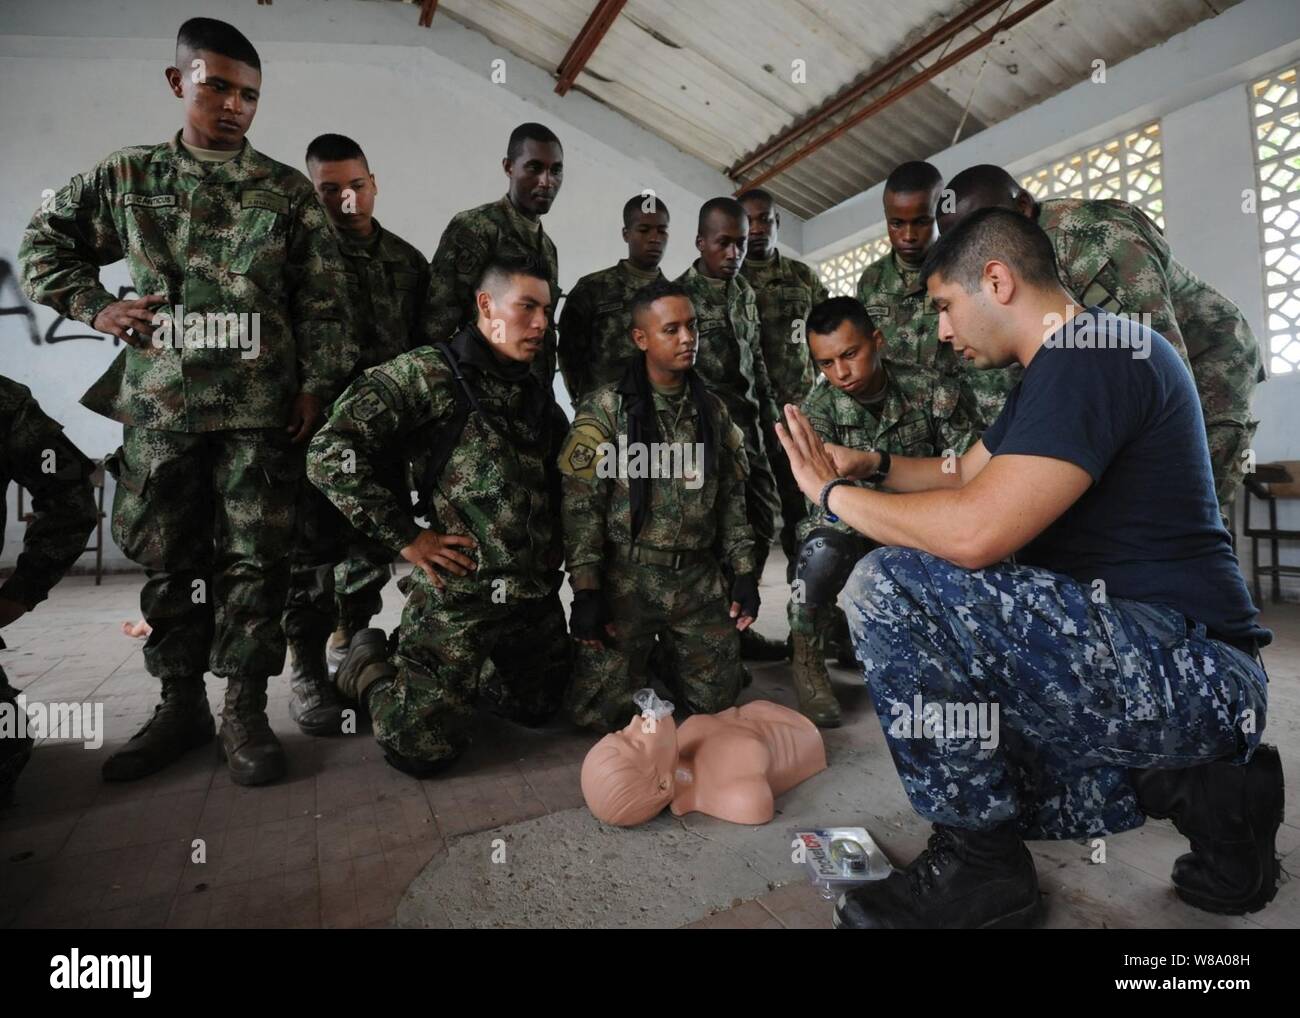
left=802, top=0, right=1300, bottom=598
left=0, top=0, right=742, bottom=570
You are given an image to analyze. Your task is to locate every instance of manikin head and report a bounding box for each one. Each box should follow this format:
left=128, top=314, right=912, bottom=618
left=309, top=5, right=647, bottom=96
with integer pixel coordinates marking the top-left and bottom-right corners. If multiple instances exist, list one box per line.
left=581, top=712, right=679, bottom=826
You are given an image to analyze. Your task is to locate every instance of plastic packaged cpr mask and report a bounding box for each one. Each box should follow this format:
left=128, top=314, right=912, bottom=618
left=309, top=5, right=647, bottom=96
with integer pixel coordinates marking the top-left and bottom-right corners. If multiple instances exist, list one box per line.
left=580, top=689, right=678, bottom=827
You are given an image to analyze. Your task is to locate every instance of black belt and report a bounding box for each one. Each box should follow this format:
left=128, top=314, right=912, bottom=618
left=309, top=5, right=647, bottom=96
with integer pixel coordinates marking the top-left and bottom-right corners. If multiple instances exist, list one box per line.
left=606, top=542, right=708, bottom=570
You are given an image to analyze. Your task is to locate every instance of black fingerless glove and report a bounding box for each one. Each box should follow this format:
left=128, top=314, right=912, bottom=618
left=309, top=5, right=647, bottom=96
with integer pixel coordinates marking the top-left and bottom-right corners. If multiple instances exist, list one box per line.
left=569, top=588, right=608, bottom=643
left=730, top=573, right=761, bottom=618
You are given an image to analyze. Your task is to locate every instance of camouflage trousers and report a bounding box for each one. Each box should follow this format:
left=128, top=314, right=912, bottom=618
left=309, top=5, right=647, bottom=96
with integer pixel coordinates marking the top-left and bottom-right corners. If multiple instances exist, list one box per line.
left=844, top=547, right=1268, bottom=840
left=368, top=574, right=570, bottom=766
left=108, top=426, right=298, bottom=681
left=0, top=663, right=32, bottom=804
left=567, top=557, right=744, bottom=732
left=1205, top=416, right=1259, bottom=514
left=764, top=421, right=804, bottom=582
left=283, top=480, right=392, bottom=649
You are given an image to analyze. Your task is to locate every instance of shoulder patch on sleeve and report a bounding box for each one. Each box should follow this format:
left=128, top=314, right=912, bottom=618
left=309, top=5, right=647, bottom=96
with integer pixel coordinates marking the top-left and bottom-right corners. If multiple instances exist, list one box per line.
left=558, top=416, right=611, bottom=479
left=351, top=387, right=390, bottom=423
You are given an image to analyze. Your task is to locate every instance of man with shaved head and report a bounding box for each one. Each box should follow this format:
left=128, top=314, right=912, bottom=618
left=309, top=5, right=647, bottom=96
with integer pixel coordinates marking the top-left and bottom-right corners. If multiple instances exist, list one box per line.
left=310, top=256, right=572, bottom=776
left=676, top=198, right=785, bottom=660
left=856, top=161, right=1007, bottom=449
left=558, top=193, right=669, bottom=402
left=425, top=123, right=565, bottom=389
left=558, top=279, right=757, bottom=730
left=20, top=17, right=355, bottom=786
left=942, top=163, right=1263, bottom=513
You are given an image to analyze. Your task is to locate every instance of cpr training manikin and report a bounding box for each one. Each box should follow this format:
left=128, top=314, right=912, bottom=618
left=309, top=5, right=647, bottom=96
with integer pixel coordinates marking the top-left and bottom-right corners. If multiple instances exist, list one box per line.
left=581, top=689, right=828, bottom=826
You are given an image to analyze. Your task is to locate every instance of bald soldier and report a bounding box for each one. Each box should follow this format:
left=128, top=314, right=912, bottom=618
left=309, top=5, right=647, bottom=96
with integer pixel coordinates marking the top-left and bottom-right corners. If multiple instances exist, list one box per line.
left=941, top=164, right=1264, bottom=512
left=856, top=162, right=1018, bottom=426
left=739, top=187, right=829, bottom=593
left=424, top=123, right=564, bottom=389
left=676, top=197, right=785, bottom=660
left=558, top=194, right=669, bottom=403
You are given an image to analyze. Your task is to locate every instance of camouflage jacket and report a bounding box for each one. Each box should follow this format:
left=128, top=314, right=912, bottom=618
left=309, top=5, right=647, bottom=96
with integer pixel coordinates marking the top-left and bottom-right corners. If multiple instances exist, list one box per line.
left=798, top=358, right=983, bottom=540
left=558, top=377, right=755, bottom=590
left=308, top=325, right=568, bottom=602
left=19, top=133, right=355, bottom=432
left=423, top=196, right=561, bottom=388
left=674, top=262, right=778, bottom=439
left=740, top=249, right=829, bottom=407
left=1039, top=196, right=1263, bottom=418
left=337, top=219, right=427, bottom=379
left=557, top=259, right=665, bottom=404
left=856, top=247, right=1018, bottom=425
left=0, top=376, right=97, bottom=612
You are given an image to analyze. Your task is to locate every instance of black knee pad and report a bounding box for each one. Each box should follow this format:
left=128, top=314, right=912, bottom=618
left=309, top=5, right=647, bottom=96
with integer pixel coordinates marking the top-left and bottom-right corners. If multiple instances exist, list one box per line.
left=795, top=528, right=870, bottom=606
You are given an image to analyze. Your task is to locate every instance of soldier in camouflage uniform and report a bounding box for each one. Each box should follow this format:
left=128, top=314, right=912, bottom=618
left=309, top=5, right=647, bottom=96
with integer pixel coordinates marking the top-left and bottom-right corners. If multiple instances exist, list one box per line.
left=675, top=198, right=784, bottom=660
left=789, top=298, right=983, bottom=728
left=559, top=280, right=759, bottom=732
left=19, top=19, right=355, bottom=786
left=282, top=134, right=427, bottom=736
left=774, top=209, right=1278, bottom=929
left=424, top=123, right=563, bottom=390
left=0, top=377, right=98, bottom=803
left=738, top=187, right=829, bottom=599
left=309, top=257, right=571, bottom=776
left=557, top=194, right=668, bottom=403
left=941, top=164, right=1264, bottom=513
left=857, top=162, right=1019, bottom=427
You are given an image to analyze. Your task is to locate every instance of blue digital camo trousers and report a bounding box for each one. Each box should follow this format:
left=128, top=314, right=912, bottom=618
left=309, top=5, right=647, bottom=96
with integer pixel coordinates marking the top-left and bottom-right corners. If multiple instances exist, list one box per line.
left=844, top=547, right=1269, bottom=840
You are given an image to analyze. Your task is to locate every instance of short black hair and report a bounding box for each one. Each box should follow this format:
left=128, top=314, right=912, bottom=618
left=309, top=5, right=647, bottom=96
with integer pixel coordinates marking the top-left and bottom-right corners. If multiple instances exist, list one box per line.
left=920, top=206, right=1059, bottom=293
left=807, top=296, right=875, bottom=341
left=506, top=123, right=562, bottom=162
left=698, top=196, right=746, bottom=235
left=623, top=193, right=671, bottom=229
left=630, top=279, right=693, bottom=327
left=176, top=17, right=260, bottom=71
left=885, top=161, right=943, bottom=195
left=736, top=187, right=776, bottom=209
left=478, top=254, right=551, bottom=296
left=305, top=133, right=369, bottom=170
left=944, top=164, right=1022, bottom=211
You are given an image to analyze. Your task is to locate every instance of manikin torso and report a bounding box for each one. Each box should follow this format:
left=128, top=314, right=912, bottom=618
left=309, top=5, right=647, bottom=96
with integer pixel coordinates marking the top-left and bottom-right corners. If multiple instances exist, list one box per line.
left=581, top=700, right=828, bottom=827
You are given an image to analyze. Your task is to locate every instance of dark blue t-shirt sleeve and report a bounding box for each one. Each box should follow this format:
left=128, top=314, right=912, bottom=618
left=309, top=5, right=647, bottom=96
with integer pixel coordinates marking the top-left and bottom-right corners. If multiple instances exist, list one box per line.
left=983, top=343, right=1141, bottom=483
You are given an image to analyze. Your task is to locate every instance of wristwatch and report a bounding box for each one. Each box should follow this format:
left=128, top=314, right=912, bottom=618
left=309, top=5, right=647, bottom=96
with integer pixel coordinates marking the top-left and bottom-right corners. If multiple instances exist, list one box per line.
left=865, top=448, right=891, bottom=484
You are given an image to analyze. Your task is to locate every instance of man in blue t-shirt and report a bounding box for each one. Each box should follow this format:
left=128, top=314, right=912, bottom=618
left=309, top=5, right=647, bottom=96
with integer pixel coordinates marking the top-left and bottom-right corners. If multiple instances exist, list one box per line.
left=775, top=208, right=1280, bottom=930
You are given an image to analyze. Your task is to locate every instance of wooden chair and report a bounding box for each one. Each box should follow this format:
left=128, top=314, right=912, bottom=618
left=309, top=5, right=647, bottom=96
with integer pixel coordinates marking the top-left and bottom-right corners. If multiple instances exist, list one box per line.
left=15, top=458, right=107, bottom=585
left=1242, top=460, right=1300, bottom=605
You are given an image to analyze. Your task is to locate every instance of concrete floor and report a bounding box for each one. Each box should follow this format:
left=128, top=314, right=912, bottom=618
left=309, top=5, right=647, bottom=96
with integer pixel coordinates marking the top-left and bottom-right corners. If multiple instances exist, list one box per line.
left=0, top=559, right=1296, bottom=929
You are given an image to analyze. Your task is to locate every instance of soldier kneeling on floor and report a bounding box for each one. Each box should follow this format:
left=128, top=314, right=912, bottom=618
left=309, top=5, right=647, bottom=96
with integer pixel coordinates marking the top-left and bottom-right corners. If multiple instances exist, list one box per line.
left=308, top=255, right=572, bottom=776
left=559, top=280, right=759, bottom=732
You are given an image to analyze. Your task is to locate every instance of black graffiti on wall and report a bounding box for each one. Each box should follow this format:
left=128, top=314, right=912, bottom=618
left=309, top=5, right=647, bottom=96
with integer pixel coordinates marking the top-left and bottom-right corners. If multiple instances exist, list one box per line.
left=0, top=257, right=131, bottom=347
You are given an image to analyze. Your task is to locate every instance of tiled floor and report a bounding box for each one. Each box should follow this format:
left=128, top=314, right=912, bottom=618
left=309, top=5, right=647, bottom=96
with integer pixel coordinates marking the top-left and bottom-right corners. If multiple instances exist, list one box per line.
left=1, top=567, right=1297, bottom=929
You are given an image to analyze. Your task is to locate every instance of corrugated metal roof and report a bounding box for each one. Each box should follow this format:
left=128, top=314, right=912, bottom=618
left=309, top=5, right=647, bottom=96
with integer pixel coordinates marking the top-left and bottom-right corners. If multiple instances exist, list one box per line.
left=386, top=0, right=1241, bottom=218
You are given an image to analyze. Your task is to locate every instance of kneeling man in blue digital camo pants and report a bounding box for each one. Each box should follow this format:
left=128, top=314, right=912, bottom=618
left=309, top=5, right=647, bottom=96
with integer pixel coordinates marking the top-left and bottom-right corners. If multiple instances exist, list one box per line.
left=776, top=208, right=1280, bottom=930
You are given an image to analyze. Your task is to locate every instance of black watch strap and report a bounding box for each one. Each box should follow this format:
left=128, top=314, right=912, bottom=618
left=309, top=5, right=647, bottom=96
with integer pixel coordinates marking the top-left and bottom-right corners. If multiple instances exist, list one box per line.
left=866, top=448, right=891, bottom=484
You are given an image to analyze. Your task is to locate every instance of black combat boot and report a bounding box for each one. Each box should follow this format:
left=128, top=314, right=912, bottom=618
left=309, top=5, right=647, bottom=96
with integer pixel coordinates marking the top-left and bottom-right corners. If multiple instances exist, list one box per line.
left=739, top=627, right=790, bottom=661
left=287, top=637, right=347, bottom=737
left=218, top=676, right=286, bottom=786
left=102, top=676, right=214, bottom=782
left=1131, top=745, right=1284, bottom=915
left=834, top=822, right=1042, bottom=929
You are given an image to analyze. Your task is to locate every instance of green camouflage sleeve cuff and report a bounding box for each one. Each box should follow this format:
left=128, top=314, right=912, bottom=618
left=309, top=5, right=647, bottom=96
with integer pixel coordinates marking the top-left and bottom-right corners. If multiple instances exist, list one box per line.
left=68, top=288, right=119, bottom=329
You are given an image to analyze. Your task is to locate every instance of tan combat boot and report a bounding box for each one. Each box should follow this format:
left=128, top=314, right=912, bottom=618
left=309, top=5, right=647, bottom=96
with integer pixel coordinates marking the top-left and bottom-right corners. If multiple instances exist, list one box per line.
left=790, top=631, right=842, bottom=728
left=218, top=676, right=286, bottom=786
